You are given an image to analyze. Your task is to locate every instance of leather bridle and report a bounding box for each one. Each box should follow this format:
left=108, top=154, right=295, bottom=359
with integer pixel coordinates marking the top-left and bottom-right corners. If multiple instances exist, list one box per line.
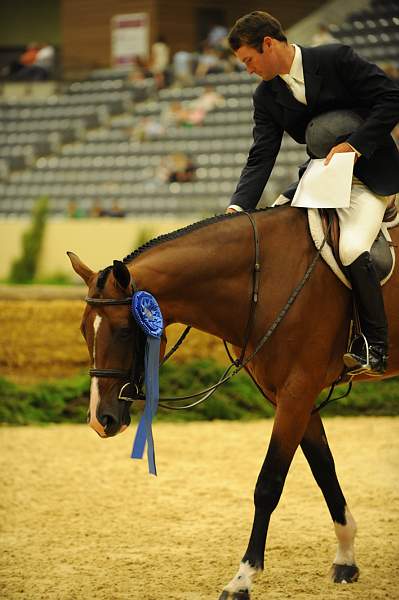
left=85, top=295, right=146, bottom=401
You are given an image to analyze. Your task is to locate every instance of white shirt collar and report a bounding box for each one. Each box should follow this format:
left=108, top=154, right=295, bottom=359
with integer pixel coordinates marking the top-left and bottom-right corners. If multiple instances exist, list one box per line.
left=280, top=44, right=304, bottom=83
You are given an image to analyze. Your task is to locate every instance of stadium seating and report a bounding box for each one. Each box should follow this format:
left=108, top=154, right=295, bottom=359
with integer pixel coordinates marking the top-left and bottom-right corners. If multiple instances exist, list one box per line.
left=0, top=69, right=306, bottom=218
left=0, top=0, right=397, bottom=219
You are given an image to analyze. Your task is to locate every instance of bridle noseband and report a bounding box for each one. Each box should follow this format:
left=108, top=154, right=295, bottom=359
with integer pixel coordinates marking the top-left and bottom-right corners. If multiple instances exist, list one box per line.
left=85, top=295, right=145, bottom=400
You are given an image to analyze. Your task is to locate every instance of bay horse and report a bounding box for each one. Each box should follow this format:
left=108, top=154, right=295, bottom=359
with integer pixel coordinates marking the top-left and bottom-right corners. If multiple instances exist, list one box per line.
left=68, top=205, right=399, bottom=599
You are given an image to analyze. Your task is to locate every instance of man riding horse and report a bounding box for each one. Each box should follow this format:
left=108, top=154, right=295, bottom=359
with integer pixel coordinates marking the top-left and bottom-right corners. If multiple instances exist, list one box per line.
left=226, top=10, right=399, bottom=376
left=67, top=12, right=399, bottom=599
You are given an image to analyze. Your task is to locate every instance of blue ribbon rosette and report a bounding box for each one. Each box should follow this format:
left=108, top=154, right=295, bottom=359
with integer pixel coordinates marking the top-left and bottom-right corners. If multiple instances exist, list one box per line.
left=131, top=291, right=163, bottom=476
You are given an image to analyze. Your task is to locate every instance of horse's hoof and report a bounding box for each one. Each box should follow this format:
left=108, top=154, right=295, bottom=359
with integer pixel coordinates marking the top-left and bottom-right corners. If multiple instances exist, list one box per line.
left=331, top=563, right=359, bottom=583
left=219, top=591, right=250, bottom=600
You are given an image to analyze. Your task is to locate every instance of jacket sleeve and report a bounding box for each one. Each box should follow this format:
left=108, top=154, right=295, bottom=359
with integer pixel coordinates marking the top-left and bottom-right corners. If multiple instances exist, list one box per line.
left=335, top=44, right=399, bottom=158
left=229, top=89, right=284, bottom=210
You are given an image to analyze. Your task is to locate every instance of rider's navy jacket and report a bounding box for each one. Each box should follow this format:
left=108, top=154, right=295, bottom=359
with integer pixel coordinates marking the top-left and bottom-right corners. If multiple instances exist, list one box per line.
left=231, top=43, right=399, bottom=209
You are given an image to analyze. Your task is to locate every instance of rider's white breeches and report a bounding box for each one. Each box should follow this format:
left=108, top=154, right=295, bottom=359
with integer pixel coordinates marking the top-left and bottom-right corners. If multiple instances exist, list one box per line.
left=337, top=177, right=390, bottom=266
left=274, top=177, right=391, bottom=266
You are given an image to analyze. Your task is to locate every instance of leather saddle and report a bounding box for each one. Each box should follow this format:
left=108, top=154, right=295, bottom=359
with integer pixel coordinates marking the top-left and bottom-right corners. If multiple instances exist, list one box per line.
left=319, top=198, right=397, bottom=282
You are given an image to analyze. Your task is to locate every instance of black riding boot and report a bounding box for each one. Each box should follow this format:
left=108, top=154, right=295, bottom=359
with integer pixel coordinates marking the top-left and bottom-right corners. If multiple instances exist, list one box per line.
left=343, top=251, right=388, bottom=375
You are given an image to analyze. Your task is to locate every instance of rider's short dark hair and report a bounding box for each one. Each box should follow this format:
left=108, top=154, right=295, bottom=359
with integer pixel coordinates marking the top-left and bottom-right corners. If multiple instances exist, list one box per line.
left=228, top=11, right=287, bottom=52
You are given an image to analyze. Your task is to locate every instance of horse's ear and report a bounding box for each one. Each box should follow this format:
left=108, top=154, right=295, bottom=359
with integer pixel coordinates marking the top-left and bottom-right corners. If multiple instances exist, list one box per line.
left=112, top=260, right=131, bottom=291
left=67, top=251, right=94, bottom=285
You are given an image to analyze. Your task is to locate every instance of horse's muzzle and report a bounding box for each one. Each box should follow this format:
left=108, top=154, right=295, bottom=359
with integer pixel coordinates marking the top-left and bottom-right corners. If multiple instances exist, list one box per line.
left=99, top=413, right=122, bottom=437
left=87, top=399, right=131, bottom=438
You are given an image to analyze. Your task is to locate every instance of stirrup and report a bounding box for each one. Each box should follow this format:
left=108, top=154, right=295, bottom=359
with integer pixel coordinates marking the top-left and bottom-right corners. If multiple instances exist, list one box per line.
left=343, top=333, right=371, bottom=375
left=343, top=333, right=386, bottom=376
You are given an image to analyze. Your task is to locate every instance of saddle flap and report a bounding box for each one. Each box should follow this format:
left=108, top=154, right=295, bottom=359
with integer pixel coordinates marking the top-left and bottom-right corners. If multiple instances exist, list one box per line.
left=309, top=209, right=395, bottom=288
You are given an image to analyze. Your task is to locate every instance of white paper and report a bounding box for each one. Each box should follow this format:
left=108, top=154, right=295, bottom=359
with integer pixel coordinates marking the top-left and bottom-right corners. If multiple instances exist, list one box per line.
left=291, top=153, right=355, bottom=208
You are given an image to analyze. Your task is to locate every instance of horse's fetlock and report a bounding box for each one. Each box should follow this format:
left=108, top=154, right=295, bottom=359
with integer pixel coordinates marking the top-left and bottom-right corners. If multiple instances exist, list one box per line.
left=222, top=560, right=259, bottom=596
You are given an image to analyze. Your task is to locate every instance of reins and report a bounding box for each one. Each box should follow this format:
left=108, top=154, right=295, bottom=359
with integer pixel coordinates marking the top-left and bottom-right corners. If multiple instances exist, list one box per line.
left=161, top=325, right=191, bottom=365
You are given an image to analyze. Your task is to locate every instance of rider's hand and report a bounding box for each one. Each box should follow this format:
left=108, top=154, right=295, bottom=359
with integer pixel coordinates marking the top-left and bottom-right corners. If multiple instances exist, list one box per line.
left=324, top=142, right=359, bottom=166
left=225, top=207, right=238, bottom=214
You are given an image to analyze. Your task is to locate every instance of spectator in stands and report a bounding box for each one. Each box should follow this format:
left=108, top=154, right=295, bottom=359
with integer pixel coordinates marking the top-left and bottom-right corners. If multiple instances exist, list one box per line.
left=172, top=50, right=195, bottom=86
left=182, top=85, right=226, bottom=126
left=89, top=199, right=104, bottom=218
left=33, top=42, right=55, bottom=78
left=160, top=100, right=188, bottom=128
left=104, top=200, right=126, bottom=218
left=13, top=41, right=55, bottom=80
left=311, top=23, right=338, bottom=46
left=149, top=35, right=171, bottom=89
left=2, top=42, right=39, bottom=79
left=66, top=200, right=86, bottom=219
left=20, top=42, right=39, bottom=67
left=191, top=85, right=225, bottom=113
left=131, top=116, right=165, bottom=141
left=195, top=44, right=224, bottom=78
left=206, top=24, right=228, bottom=50
left=204, top=23, right=237, bottom=73
left=159, top=87, right=224, bottom=129
left=225, top=10, right=399, bottom=376
left=157, top=153, right=196, bottom=183
left=128, top=56, right=151, bottom=82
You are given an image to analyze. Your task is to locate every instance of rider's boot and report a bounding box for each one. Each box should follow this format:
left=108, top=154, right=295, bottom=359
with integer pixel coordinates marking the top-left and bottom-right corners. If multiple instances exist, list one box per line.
left=343, top=252, right=388, bottom=375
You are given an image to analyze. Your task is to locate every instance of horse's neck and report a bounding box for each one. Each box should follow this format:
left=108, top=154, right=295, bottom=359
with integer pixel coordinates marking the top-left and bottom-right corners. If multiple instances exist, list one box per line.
left=129, top=217, right=255, bottom=338
left=129, top=209, right=311, bottom=342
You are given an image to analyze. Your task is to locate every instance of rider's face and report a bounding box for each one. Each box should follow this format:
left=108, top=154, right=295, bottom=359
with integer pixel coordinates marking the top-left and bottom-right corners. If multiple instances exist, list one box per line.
left=236, top=38, right=279, bottom=81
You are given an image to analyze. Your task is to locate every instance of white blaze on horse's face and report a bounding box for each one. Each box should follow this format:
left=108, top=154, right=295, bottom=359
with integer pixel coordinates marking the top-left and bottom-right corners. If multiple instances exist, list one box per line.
left=89, top=315, right=107, bottom=437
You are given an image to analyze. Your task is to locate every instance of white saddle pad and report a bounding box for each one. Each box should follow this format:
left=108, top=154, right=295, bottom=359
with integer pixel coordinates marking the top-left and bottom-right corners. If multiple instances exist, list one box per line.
left=307, top=208, right=396, bottom=289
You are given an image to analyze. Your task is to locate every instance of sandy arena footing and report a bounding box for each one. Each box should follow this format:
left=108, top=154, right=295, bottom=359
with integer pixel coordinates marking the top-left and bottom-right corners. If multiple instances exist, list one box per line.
left=0, top=418, right=398, bottom=600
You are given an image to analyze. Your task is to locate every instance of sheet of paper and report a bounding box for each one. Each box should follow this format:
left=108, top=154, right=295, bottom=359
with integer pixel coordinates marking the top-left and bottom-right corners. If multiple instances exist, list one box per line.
left=291, top=153, right=355, bottom=209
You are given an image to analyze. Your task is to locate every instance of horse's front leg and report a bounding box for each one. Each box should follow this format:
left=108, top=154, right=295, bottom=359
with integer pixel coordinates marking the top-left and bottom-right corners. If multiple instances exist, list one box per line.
left=300, top=412, right=359, bottom=583
left=219, top=391, right=314, bottom=599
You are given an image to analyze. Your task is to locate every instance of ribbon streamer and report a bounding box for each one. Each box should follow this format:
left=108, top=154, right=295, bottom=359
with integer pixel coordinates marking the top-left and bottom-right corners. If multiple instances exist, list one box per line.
left=130, top=291, right=163, bottom=476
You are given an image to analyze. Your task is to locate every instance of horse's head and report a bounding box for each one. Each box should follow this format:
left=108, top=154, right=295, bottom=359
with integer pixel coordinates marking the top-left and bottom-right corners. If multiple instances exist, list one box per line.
left=67, top=252, right=146, bottom=438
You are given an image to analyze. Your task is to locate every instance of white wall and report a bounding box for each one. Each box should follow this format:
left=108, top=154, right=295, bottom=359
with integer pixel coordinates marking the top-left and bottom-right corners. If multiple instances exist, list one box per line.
left=0, top=217, right=191, bottom=281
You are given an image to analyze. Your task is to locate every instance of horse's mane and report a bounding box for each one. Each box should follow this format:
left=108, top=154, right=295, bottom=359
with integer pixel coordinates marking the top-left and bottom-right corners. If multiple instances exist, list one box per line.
left=95, top=209, right=270, bottom=288
left=122, top=209, right=268, bottom=264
